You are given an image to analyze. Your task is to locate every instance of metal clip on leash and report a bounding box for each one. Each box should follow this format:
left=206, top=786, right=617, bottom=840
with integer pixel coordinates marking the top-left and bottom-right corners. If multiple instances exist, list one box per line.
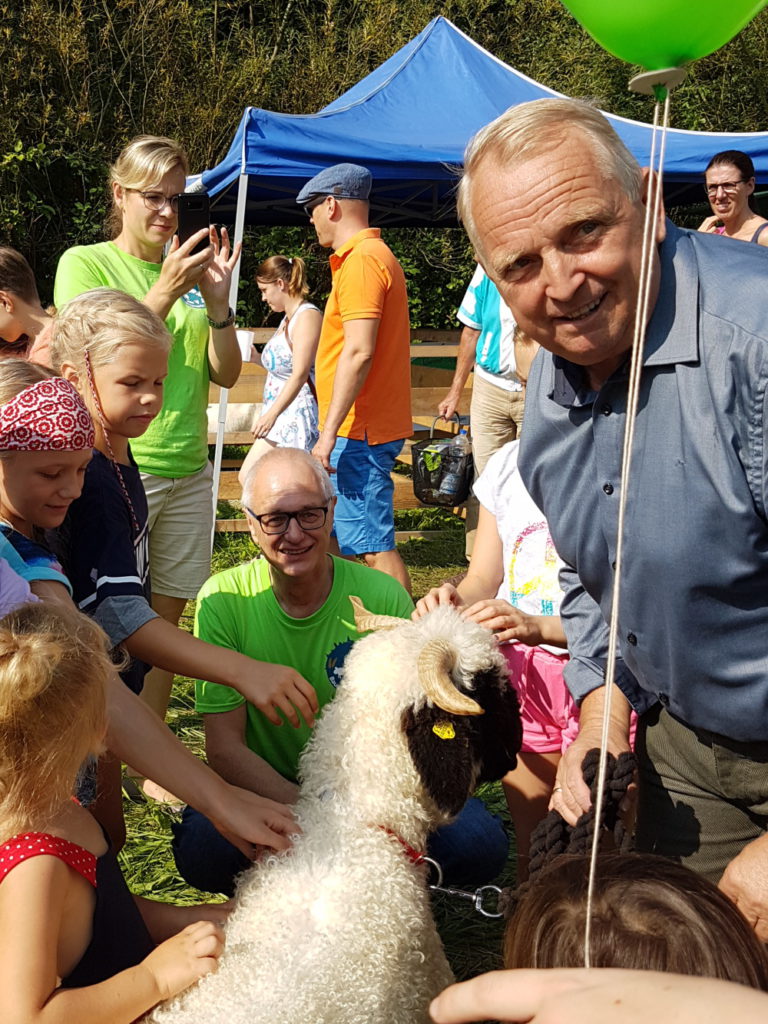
left=423, top=856, right=504, bottom=919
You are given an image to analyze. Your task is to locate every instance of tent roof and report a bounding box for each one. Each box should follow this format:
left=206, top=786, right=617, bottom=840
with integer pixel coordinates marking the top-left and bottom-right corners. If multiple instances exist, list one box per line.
left=201, top=16, right=768, bottom=226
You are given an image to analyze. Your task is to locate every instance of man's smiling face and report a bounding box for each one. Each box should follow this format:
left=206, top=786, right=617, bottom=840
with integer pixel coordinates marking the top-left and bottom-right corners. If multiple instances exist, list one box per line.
left=469, top=133, right=664, bottom=387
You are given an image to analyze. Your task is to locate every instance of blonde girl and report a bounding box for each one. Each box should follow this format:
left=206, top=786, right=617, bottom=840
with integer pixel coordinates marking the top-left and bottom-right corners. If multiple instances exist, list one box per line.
left=0, top=601, right=224, bottom=1022
left=238, top=255, right=322, bottom=486
left=49, top=289, right=315, bottom=810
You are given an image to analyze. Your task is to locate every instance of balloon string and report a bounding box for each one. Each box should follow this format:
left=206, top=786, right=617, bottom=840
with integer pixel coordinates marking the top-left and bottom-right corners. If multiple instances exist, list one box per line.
left=583, top=90, right=671, bottom=968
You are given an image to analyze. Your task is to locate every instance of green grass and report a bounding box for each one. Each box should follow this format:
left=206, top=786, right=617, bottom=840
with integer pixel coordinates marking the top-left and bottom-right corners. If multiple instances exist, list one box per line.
left=119, top=520, right=514, bottom=991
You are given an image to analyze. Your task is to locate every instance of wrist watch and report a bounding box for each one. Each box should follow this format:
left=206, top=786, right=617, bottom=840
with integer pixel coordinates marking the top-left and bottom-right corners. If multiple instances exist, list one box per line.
left=207, top=307, right=235, bottom=329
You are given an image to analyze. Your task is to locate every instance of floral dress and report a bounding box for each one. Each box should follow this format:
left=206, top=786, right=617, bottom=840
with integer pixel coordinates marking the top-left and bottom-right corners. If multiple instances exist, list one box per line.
left=260, top=302, right=320, bottom=451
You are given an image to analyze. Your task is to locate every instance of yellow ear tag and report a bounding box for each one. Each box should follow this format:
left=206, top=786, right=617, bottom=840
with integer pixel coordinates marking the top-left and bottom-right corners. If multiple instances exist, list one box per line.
left=432, top=721, right=456, bottom=740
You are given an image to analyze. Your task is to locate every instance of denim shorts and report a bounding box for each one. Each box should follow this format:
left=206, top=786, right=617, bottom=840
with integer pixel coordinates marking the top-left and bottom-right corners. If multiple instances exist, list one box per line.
left=329, top=436, right=404, bottom=555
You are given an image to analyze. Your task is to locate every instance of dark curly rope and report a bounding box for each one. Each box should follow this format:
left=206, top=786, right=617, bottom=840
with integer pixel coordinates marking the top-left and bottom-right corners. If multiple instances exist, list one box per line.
left=502, top=748, right=637, bottom=917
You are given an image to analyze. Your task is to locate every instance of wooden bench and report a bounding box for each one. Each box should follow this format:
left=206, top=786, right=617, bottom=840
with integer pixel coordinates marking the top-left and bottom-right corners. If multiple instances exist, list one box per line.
left=209, top=332, right=469, bottom=533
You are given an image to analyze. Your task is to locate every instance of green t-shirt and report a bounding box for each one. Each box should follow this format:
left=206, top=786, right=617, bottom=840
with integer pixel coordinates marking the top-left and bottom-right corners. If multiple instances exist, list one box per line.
left=194, top=555, right=414, bottom=782
left=54, top=242, right=210, bottom=478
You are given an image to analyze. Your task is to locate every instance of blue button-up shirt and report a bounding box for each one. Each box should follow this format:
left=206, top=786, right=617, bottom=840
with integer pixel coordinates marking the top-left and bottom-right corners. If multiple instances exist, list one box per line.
left=519, top=221, right=768, bottom=742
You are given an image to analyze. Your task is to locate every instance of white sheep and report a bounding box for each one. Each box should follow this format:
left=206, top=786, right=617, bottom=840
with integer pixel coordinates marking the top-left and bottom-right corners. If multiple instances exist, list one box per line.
left=148, top=600, right=522, bottom=1024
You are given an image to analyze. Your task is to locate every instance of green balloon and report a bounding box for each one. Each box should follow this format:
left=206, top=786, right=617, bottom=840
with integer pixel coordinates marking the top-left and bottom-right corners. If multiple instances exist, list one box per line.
left=561, top=0, right=767, bottom=69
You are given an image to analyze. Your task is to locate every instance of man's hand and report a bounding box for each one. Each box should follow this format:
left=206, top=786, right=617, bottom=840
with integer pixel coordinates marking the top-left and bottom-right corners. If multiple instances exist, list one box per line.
left=413, top=583, right=465, bottom=620
left=208, top=784, right=296, bottom=860
left=238, top=660, right=319, bottom=728
left=719, top=832, right=768, bottom=941
left=429, top=968, right=768, bottom=1024
left=437, top=388, right=462, bottom=422
left=311, top=431, right=336, bottom=472
left=549, top=686, right=632, bottom=825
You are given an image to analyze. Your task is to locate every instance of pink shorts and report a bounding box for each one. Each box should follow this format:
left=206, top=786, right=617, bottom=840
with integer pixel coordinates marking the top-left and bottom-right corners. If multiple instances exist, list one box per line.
left=503, top=643, right=638, bottom=756
left=503, top=643, right=578, bottom=755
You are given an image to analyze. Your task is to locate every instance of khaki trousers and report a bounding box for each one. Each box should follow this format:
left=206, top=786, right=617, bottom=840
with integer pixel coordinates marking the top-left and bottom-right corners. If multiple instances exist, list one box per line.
left=465, top=373, right=526, bottom=556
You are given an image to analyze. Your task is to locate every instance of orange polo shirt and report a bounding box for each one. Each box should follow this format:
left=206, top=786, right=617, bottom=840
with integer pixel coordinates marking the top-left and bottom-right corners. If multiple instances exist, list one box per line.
left=316, top=228, right=412, bottom=444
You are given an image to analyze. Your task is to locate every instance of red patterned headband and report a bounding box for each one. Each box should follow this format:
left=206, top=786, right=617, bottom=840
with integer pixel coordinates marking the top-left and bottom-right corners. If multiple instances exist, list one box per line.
left=0, top=377, right=95, bottom=452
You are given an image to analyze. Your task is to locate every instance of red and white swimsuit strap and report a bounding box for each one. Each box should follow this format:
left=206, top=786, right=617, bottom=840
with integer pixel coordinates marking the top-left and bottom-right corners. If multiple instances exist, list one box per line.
left=0, top=831, right=97, bottom=887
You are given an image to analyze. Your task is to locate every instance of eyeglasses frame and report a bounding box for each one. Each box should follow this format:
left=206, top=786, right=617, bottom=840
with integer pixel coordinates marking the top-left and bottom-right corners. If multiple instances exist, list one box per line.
left=127, top=189, right=182, bottom=213
left=244, top=505, right=330, bottom=535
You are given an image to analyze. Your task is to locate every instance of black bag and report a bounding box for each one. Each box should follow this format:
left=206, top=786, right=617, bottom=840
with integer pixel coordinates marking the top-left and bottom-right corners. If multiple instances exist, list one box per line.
left=412, top=415, right=474, bottom=507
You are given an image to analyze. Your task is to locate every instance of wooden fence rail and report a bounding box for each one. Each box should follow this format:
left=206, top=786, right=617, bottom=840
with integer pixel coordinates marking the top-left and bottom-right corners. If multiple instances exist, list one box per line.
left=209, top=333, right=466, bottom=532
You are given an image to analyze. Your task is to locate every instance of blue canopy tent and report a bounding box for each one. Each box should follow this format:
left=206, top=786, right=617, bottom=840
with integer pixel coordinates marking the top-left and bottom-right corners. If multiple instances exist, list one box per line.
left=206, top=16, right=768, bottom=531
left=201, top=15, right=768, bottom=230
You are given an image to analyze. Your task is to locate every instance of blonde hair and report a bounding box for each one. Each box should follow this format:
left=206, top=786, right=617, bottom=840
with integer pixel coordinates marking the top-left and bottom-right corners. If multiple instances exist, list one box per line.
left=256, top=255, right=310, bottom=299
left=0, top=359, right=55, bottom=408
left=0, top=602, right=115, bottom=841
left=107, top=135, right=189, bottom=237
left=458, top=99, right=643, bottom=260
left=49, top=289, right=172, bottom=421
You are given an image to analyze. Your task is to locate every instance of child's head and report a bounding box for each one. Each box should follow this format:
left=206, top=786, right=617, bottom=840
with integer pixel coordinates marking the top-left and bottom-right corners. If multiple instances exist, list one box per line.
left=505, top=853, right=768, bottom=990
left=256, top=255, right=310, bottom=312
left=0, top=248, right=43, bottom=357
left=49, top=288, right=172, bottom=444
left=0, top=602, right=114, bottom=839
left=0, top=361, right=94, bottom=532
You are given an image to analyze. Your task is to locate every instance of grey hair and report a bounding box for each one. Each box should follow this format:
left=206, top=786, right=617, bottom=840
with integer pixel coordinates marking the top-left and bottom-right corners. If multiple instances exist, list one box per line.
left=457, top=98, right=643, bottom=260
left=242, top=447, right=335, bottom=507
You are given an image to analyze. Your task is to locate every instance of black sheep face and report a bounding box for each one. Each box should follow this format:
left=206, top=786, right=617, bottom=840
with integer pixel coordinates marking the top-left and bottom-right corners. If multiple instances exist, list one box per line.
left=402, top=663, right=522, bottom=818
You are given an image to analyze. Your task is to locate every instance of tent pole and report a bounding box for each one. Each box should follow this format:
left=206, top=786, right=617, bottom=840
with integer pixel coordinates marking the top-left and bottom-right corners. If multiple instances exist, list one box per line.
left=211, top=169, right=249, bottom=549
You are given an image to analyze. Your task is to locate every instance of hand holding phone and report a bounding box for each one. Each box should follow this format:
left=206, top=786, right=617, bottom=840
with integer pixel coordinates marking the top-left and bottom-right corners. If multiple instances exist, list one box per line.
left=175, top=193, right=211, bottom=256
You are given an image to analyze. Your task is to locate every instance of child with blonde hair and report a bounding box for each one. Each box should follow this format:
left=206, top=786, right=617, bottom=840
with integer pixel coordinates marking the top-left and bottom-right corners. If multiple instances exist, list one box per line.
left=0, top=601, right=224, bottom=1021
left=49, top=289, right=315, bottom=815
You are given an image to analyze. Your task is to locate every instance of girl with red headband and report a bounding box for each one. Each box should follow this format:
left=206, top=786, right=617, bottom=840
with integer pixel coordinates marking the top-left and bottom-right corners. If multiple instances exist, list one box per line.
left=0, top=355, right=296, bottom=864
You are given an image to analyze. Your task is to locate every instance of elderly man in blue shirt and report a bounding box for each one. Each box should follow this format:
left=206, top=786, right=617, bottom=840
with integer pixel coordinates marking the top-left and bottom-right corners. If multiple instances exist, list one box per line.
left=457, top=97, right=768, bottom=940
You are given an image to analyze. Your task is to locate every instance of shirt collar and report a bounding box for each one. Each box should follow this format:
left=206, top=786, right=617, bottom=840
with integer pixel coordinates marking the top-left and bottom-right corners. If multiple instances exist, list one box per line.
left=330, top=227, right=382, bottom=269
left=548, top=220, right=700, bottom=407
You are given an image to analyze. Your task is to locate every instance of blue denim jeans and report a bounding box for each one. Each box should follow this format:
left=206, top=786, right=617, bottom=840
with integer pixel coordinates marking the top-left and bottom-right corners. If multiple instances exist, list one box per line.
left=172, top=796, right=509, bottom=896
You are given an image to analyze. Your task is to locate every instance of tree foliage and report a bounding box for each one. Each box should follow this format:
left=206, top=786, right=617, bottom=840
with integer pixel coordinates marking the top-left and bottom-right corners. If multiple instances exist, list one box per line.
left=1, top=0, right=767, bottom=321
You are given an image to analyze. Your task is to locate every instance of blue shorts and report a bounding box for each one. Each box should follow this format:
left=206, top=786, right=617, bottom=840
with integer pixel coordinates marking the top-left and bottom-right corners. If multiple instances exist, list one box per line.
left=330, top=436, right=403, bottom=555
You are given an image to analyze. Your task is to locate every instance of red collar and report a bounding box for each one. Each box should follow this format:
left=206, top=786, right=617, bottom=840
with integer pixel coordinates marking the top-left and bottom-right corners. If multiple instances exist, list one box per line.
left=379, top=826, right=425, bottom=865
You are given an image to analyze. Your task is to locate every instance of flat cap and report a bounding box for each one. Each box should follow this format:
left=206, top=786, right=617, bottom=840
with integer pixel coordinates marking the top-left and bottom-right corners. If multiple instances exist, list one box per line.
left=296, top=163, right=372, bottom=205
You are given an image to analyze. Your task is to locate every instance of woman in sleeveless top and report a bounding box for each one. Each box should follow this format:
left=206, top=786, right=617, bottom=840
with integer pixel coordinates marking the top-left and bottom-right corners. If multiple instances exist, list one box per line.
left=238, top=255, right=322, bottom=486
left=698, top=150, right=768, bottom=246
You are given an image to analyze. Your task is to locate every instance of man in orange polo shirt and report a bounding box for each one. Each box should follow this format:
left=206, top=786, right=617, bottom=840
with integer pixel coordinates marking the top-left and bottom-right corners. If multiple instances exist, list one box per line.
left=297, top=163, right=412, bottom=592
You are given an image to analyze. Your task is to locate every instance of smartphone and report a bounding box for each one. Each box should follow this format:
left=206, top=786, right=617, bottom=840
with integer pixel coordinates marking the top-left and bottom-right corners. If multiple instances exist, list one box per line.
left=175, top=193, right=210, bottom=255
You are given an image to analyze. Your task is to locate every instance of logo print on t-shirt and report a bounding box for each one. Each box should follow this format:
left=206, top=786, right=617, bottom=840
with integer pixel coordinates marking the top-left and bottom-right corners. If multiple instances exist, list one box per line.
left=508, top=521, right=560, bottom=615
left=181, top=286, right=206, bottom=308
left=325, top=639, right=354, bottom=689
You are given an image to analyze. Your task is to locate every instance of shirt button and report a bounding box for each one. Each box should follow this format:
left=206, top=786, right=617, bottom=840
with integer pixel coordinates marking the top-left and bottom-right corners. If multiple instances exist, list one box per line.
left=601, top=403, right=612, bottom=416
left=627, top=632, right=637, bottom=645
left=603, top=482, right=614, bottom=495
left=658, top=692, right=669, bottom=706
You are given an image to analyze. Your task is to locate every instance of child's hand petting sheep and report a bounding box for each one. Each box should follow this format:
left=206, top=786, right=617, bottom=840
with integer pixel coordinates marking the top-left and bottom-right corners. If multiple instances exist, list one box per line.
left=412, top=582, right=466, bottom=618
left=460, top=599, right=567, bottom=649
left=143, top=921, right=226, bottom=1003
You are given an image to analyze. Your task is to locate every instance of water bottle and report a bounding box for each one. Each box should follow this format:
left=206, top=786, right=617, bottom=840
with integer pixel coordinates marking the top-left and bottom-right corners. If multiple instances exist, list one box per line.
left=438, top=429, right=471, bottom=501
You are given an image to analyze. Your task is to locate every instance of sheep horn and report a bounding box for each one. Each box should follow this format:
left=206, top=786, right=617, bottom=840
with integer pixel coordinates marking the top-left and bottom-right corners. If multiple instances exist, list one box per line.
left=418, top=638, right=483, bottom=716
left=349, top=595, right=405, bottom=633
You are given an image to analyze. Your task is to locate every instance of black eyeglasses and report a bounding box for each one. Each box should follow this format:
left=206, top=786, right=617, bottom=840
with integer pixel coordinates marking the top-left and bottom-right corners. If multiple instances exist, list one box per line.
left=303, top=195, right=328, bottom=218
left=245, top=505, right=329, bottom=535
left=128, top=189, right=181, bottom=213
left=704, top=180, right=748, bottom=198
